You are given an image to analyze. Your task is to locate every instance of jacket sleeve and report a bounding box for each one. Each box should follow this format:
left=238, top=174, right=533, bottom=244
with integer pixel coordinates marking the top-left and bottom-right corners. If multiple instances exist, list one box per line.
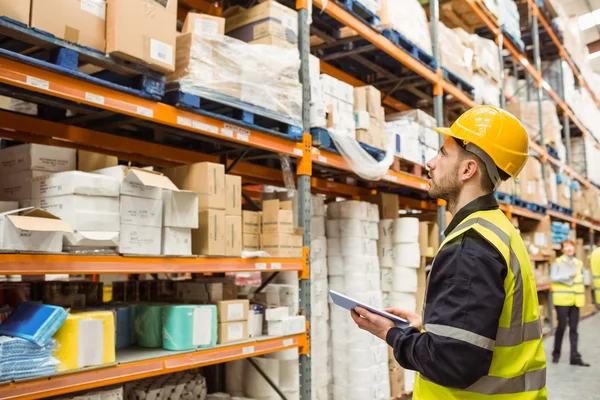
left=386, top=230, right=507, bottom=389
left=550, top=260, right=573, bottom=285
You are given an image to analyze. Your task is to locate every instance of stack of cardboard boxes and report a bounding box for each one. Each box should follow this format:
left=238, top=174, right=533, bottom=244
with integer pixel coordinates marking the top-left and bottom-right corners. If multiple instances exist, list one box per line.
left=260, top=199, right=303, bottom=258
left=242, top=210, right=261, bottom=252
left=5, top=0, right=178, bottom=74
left=516, top=157, right=547, bottom=206
left=320, top=74, right=356, bottom=140
left=217, top=299, right=250, bottom=344
left=386, top=110, right=439, bottom=166
left=506, top=101, right=563, bottom=146
left=165, top=162, right=242, bottom=257
left=520, top=218, right=554, bottom=258
left=354, top=86, right=387, bottom=151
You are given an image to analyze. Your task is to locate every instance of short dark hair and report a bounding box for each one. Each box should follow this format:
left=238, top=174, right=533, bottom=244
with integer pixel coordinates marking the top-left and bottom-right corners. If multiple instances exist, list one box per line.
left=561, top=239, right=576, bottom=249
left=455, top=142, right=510, bottom=192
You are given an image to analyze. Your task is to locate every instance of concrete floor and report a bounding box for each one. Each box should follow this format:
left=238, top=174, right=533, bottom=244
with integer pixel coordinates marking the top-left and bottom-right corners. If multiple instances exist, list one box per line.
left=544, top=312, right=600, bottom=399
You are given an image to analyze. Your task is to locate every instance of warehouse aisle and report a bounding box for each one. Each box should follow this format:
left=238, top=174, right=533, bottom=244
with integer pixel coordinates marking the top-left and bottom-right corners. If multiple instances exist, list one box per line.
left=544, top=313, right=600, bottom=399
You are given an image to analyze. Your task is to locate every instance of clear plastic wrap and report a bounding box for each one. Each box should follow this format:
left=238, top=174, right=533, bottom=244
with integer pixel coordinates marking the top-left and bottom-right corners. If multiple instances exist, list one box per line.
left=469, top=35, right=501, bottom=81
left=378, top=0, right=432, bottom=55
left=169, top=33, right=302, bottom=127
left=439, top=24, right=473, bottom=83
left=0, top=336, right=58, bottom=382
left=505, top=101, right=563, bottom=145
left=328, top=127, right=396, bottom=181
left=472, top=73, right=500, bottom=107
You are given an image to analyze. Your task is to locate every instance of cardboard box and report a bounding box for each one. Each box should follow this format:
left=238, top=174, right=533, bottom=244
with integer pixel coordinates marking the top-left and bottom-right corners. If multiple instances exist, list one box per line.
left=217, top=299, right=250, bottom=322
left=77, top=150, right=118, bottom=172
left=225, top=215, right=242, bottom=256
left=354, top=86, right=382, bottom=117
left=249, top=35, right=296, bottom=48
left=0, top=144, right=76, bottom=174
left=0, top=0, right=30, bottom=25
left=106, top=0, right=177, bottom=73
left=262, top=199, right=293, bottom=233
left=267, top=315, right=305, bottom=336
left=0, top=208, right=73, bottom=252
left=243, top=232, right=260, bottom=251
left=161, top=227, right=192, bottom=256
left=0, top=171, right=48, bottom=201
left=176, top=281, right=238, bottom=303
left=33, top=171, right=121, bottom=199
left=64, top=231, right=119, bottom=248
left=25, top=195, right=120, bottom=232
left=164, top=162, right=225, bottom=210
left=362, top=193, right=398, bottom=220
left=289, top=233, right=302, bottom=258
left=162, top=190, right=199, bottom=228
left=31, top=0, right=105, bottom=51
left=242, top=211, right=261, bottom=234
left=120, top=196, right=162, bottom=227
left=182, top=13, right=225, bottom=35
left=261, top=232, right=301, bottom=257
left=218, top=321, right=248, bottom=344
left=225, top=1, right=297, bottom=41
left=193, top=209, right=226, bottom=256
left=95, top=166, right=178, bottom=200
left=0, top=201, right=18, bottom=213
left=119, top=224, right=161, bottom=255
left=225, top=175, right=242, bottom=216
left=265, top=306, right=289, bottom=321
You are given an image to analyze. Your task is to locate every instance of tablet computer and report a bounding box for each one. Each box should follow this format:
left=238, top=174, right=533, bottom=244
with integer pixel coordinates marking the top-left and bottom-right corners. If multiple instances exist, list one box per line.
left=329, top=290, right=409, bottom=329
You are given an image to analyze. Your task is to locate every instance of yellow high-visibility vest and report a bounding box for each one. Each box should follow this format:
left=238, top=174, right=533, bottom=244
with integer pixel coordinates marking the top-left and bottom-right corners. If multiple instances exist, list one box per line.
left=590, top=247, right=600, bottom=304
left=551, top=255, right=585, bottom=308
left=414, top=209, right=547, bottom=400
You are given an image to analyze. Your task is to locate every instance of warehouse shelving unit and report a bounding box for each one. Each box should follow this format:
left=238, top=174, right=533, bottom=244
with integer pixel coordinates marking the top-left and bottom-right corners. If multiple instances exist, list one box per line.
left=0, top=0, right=597, bottom=398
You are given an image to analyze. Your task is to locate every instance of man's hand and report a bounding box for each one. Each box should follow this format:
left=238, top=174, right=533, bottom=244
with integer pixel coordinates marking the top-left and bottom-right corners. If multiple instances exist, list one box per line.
left=384, top=308, right=423, bottom=331
left=350, top=307, right=395, bottom=341
left=570, top=272, right=577, bottom=278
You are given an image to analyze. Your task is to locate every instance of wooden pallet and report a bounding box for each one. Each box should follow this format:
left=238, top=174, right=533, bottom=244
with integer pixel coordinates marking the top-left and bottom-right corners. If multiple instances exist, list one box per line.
left=391, top=157, right=427, bottom=179
left=435, top=0, right=499, bottom=33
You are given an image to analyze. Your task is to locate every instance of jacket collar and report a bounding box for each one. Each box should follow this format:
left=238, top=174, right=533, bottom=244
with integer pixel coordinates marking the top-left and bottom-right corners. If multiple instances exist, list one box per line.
left=444, top=193, right=499, bottom=237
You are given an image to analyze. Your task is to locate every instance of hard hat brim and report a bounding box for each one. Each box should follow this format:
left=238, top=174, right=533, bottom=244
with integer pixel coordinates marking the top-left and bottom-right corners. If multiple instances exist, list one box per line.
left=434, top=127, right=464, bottom=141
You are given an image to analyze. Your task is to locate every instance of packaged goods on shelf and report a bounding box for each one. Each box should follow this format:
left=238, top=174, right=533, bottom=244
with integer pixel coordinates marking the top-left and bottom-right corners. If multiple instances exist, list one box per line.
left=0, top=336, right=58, bottom=381
left=320, top=74, right=356, bottom=139
left=224, top=1, right=298, bottom=49
left=54, top=386, right=124, bottom=400
left=162, top=227, right=192, bottom=256
left=386, top=110, right=439, bottom=166
left=176, top=279, right=238, bottom=303
left=517, top=157, right=548, bottom=205
left=124, top=371, right=207, bottom=399
left=0, top=208, right=73, bottom=252
left=164, top=162, right=225, bottom=210
left=356, top=0, right=381, bottom=14
left=0, top=0, right=30, bottom=25
left=439, top=24, right=474, bottom=83
left=354, top=86, right=387, bottom=150
left=242, top=210, right=261, bottom=234
left=162, top=190, right=199, bottom=229
left=77, top=150, right=118, bottom=172
left=225, top=175, right=242, bottom=216
left=106, top=0, right=177, bottom=73
left=162, top=304, right=217, bottom=350
left=520, top=218, right=553, bottom=257
left=454, top=31, right=501, bottom=82
left=168, top=32, right=302, bottom=127
left=194, top=209, right=226, bottom=256
left=183, top=12, right=226, bottom=36
left=53, top=311, right=116, bottom=372
left=253, top=283, right=299, bottom=315
left=555, top=172, right=573, bottom=209
left=571, top=137, right=600, bottom=185
left=308, top=55, right=326, bottom=128
left=542, top=60, right=575, bottom=106
left=31, top=0, right=106, bottom=52
left=225, top=215, right=243, bottom=256
left=0, top=144, right=76, bottom=174
left=378, top=0, right=432, bottom=55
left=498, top=0, right=524, bottom=50
left=551, top=221, right=571, bottom=244
left=505, top=101, right=562, bottom=146
left=472, top=72, right=500, bottom=107
left=0, top=302, right=67, bottom=345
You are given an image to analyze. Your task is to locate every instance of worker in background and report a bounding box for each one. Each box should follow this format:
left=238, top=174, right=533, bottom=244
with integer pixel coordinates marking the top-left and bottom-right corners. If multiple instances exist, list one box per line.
left=591, top=243, right=600, bottom=310
left=551, top=239, right=590, bottom=366
left=350, top=106, right=547, bottom=399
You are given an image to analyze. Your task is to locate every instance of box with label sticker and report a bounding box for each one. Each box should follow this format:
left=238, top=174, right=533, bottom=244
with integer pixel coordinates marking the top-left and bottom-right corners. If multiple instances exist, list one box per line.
left=106, top=0, right=177, bottom=73
left=217, top=299, right=249, bottom=323
left=218, top=321, right=248, bottom=344
left=182, top=12, right=225, bottom=35
left=31, top=0, right=106, bottom=52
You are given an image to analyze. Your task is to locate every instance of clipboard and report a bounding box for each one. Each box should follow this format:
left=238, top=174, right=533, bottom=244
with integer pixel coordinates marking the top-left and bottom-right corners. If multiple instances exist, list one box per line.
left=329, top=290, right=409, bottom=329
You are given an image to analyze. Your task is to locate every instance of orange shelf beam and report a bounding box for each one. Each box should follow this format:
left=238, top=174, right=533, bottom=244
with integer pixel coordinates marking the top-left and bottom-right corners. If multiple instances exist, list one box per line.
left=0, top=334, right=306, bottom=400
left=0, top=254, right=303, bottom=275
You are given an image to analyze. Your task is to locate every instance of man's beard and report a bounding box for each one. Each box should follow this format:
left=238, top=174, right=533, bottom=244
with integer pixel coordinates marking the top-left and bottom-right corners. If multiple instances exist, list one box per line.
left=428, top=171, right=461, bottom=211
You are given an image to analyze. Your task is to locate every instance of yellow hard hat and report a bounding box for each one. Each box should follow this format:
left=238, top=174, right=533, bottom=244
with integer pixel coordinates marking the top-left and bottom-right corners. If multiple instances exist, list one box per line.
left=434, top=105, right=529, bottom=180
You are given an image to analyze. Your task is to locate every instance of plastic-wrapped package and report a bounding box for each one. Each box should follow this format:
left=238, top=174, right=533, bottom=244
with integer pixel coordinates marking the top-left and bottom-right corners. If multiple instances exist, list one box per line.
left=378, top=0, right=432, bottom=55
left=505, top=101, right=562, bottom=145
left=0, top=336, right=58, bottom=381
left=498, top=0, right=523, bottom=49
left=439, top=23, right=473, bottom=83
left=469, top=35, right=501, bottom=81
left=169, top=33, right=302, bottom=127
left=472, top=73, right=500, bottom=107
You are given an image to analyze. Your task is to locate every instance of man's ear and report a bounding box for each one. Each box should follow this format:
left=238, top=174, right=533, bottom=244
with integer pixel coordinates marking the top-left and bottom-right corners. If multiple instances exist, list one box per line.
left=459, top=159, right=478, bottom=182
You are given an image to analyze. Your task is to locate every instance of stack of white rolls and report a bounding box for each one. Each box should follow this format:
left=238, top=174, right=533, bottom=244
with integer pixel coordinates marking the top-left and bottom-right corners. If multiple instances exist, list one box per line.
left=327, top=200, right=390, bottom=400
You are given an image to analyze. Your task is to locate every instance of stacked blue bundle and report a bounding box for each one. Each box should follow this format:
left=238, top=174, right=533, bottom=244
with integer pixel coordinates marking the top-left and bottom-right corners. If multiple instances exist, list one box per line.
left=498, top=0, right=525, bottom=50
left=0, top=302, right=67, bottom=346
left=0, top=336, right=57, bottom=382
left=551, top=221, right=571, bottom=244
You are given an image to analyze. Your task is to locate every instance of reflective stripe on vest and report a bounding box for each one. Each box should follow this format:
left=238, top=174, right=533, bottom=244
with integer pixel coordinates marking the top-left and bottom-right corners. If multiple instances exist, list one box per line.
left=414, top=210, right=546, bottom=399
left=552, top=256, right=585, bottom=308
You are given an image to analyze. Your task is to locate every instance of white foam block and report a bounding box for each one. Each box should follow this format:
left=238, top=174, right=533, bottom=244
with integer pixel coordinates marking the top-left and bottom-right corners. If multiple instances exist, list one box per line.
left=389, top=291, right=417, bottom=312
left=393, top=217, right=420, bottom=243
left=393, top=242, right=421, bottom=268
left=392, top=266, right=418, bottom=293
left=366, top=203, right=379, bottom=222
left=343, top=255, right=380, bottom=274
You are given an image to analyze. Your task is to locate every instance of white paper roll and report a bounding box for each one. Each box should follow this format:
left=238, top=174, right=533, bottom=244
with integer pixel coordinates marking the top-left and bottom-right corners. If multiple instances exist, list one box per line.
left=225, top=359, right=246, bottom=396
left=333, top=385, right=347, bottom=400
left=367, top=221, right=378, bottom=240
left=279, top=359, right=300, bottom=391
left=265, top=348, right=299, bottom=361
left=347, top=365, right=382, bottom=388
left=339, top=200, right=368, bottom=220
left=312, top=385, right=329, bottom=400
left=312, top=195, right=325, bottom=217
left=392, top=266, right=418, bottom=293
left=390, top=291, right=417, bottom=312
left=367, top=203, right=380, bottom=222
left=330, top=304, right=349, bottom=324
left=327, top=238, right=341, bottom=256
left=378, top=245, right=394, bottom=267
left=382, top=291, right=390, bottom=308
left=311, top=258, right=328, bottom=280
left=353, top=291, right=383, bottom=308
left=378, top=219, right=394, bottom=245
left=341, top=237, right=377, bottom=256
left=244, top=357, right=279, bottom=398
left=347, top=385, right=383, bottom=400
left=326, top=219, right=340, bottom=238
left=311, top=278, right=328, bottom=297
left=327, top=201, right=342, bottom=219
left=342, top=255, right=379, bottom=273
left=339, top=219, right=369, bottom=238
left=344, top=272, right=381, bottom=293
left=310, top=237, right=327, bottom=262
left=380, top=267, right=393, bottom=292
left=327, top=256, right=344, bottom=276
left=393, top=242, right=421, bottom=268
left=311, top=217, right=326, bottom=238
left=328, top=276, right=344, bottom=295
left=310, top=317, right=330, bottom=342
left=393, top=217, right=420, bottom=243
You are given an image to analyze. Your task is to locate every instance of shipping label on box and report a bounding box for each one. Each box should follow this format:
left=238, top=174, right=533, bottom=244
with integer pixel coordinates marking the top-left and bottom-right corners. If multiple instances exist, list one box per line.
left=0, top=144, right=76, bottom=174
left=164, top=162, right=225, bottom=210
left=218, top=321, right=248, bottom=344
left=162, top=190, right=199, bottom=228
left=217, top=299, right=249, bottom=322
left=0, top=208, right=73, bottom=252
left=354, top=111, right=370, bottom=130
left=193, top=209, right=226, bottom=256
left=119, top=224, right=161, bottom=255
left=120, top=195, right=162, bottom=227
left=225, top=174, right=242, bottom=216
left=225, top=215, right=242, bottom=257
left=161, top=227, right=192, bottom=256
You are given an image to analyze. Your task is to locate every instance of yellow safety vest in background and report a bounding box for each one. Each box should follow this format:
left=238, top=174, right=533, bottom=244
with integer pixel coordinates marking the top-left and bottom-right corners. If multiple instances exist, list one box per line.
left=551, top=255, right=585, bottom=308
left=590, top=247, right=600, bottom=304
left=414, top=209, right=547, bottom=400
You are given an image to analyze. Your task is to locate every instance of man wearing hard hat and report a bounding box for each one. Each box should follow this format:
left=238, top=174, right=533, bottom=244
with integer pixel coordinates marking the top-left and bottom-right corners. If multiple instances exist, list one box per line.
left=351, top=106, right=547, bottom=399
